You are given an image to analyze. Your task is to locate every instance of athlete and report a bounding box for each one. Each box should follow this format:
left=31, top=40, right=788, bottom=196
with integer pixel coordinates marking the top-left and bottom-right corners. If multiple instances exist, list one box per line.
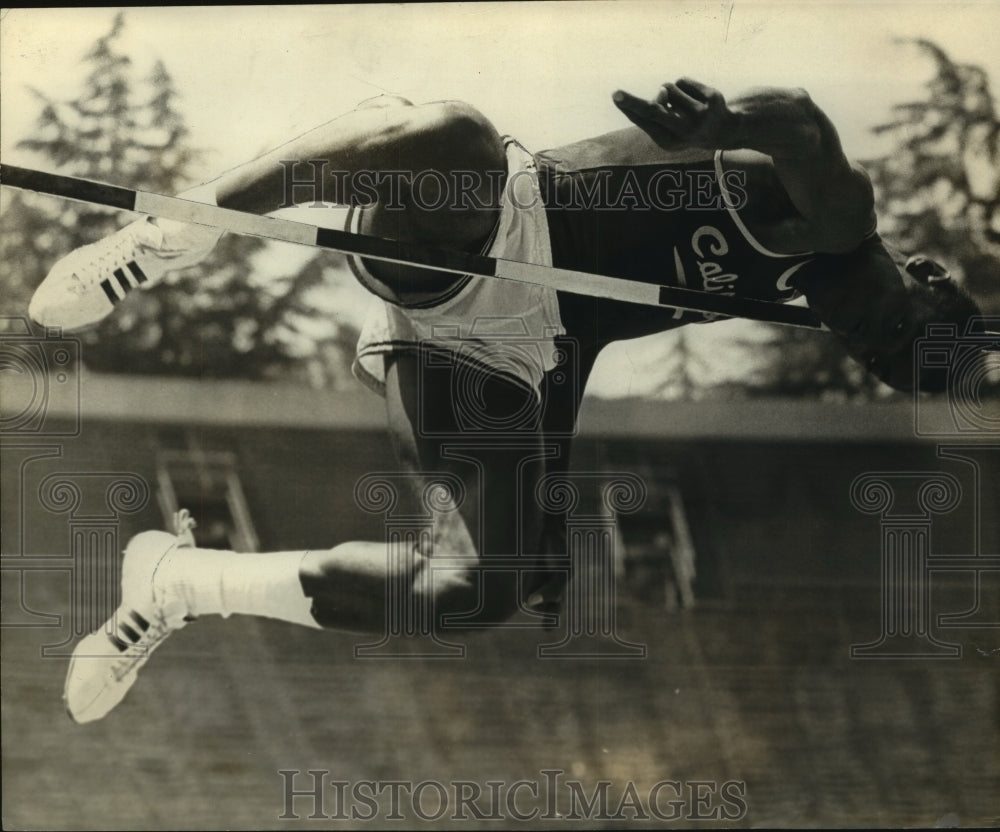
left=28, top=79, right=982, bottom=722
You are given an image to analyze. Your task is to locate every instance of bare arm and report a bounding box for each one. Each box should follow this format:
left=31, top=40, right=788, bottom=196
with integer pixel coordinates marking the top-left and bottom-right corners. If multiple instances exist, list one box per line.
left=613, top=79, right=876, bottom=253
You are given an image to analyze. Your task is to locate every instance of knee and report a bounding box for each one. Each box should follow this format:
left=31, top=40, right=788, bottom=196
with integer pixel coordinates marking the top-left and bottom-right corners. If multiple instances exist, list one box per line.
left=412, top=559, right=522, bottom=633
left=421, top=100, right=506, bottom=185
left=434, top=101, right=503, bottom=154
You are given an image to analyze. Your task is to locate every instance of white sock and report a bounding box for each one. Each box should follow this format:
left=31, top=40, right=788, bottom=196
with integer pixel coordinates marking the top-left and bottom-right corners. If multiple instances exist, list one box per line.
left=155, top=547, right=322, bottom=629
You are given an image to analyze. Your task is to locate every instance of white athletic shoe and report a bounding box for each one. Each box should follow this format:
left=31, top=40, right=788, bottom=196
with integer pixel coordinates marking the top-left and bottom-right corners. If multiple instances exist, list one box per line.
left=29, top=217, right=220, bottom=332
left=63, top=511, right=197, bottom=724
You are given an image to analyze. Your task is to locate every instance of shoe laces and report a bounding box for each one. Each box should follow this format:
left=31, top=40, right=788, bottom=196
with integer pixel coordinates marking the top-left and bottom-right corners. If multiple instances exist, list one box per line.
left=84, top=226, right=147, bottom=284
left=107, top=508, right=197, bottom=681
left=173, top=508, right=197, bottom=547
left=108, top=607, right=179, bottom=682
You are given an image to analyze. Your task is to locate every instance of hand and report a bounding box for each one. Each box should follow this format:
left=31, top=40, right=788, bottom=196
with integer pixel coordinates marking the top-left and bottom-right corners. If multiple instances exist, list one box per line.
left=613, top=78, right=741, bottom=151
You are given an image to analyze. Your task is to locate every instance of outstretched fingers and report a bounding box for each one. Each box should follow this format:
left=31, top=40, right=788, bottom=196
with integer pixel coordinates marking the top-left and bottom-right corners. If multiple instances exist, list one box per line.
left=613, top=89, right=686, bottom=146
left=655, top=82, right=706, bottom=116
left=675, top=77, right=717, bottom=103
left=614, top=78, right=738, bottom=151
left=613, top=90, right=681, bottom=126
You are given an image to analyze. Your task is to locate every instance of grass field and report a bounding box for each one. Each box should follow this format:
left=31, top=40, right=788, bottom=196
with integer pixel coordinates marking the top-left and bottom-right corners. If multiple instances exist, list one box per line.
left=3, top=572, right=997, bottom=829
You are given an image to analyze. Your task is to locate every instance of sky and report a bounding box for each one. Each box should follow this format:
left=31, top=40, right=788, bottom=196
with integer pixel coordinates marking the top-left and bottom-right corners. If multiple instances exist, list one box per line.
left=2, top=1, right=998, bottom=395
left=4, top=2, right=998, bottom=169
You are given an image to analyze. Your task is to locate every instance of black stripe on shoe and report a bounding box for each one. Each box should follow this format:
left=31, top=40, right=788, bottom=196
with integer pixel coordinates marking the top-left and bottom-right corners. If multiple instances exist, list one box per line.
left=100, top=279, right=119, bottom=304
left=119, top=622, right=141, bottom=643
left=114, top=268, right=133, bottom=294
left=126, top=261, right=148, bottom=284
left=129, top=610, right=151, bottom=632
left=109, top=633, right=130, bottom=652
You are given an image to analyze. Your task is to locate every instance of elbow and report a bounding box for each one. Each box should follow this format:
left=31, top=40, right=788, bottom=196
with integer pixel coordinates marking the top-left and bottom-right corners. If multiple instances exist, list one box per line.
left=814, top=211, right=876, bottom=254
left=812, top=166, right=877, bottom=254
left=836, top=168, right=877, bottom=252
left=814, top=216, right=876, bottom=255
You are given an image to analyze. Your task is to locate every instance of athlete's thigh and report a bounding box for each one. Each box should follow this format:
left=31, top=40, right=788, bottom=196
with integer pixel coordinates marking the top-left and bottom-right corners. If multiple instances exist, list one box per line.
left=383, top=350, right=550, bottom=561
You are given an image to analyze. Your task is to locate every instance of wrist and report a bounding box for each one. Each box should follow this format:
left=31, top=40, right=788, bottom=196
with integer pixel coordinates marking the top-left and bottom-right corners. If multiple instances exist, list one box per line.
left=725, top=110, right=746, bottom=150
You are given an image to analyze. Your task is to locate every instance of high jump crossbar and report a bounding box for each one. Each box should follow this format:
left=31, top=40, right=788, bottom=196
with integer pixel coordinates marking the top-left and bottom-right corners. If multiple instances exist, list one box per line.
left=1, top=163, right=825, bottom=330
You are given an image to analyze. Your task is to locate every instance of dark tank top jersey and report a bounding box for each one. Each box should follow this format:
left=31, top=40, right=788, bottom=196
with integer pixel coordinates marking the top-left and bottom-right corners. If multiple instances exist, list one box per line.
left=534, top=148, right=823, bottom=339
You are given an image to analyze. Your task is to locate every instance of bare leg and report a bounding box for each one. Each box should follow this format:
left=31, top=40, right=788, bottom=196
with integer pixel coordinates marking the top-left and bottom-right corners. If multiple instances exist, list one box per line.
left=152, top=351, right=553, bottom=637
left=45, top=95, right=525, bottom=635
left=301, top=351, right=554, bottom=634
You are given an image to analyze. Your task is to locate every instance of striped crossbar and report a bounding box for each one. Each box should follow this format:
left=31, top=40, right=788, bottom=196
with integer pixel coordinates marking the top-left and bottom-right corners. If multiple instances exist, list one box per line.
left=1, top=163, right=825, bottom=330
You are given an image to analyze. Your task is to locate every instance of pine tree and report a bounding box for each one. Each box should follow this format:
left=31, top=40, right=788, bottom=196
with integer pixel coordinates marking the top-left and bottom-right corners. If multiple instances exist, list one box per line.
left=716, top=40, right=999, bottom=401
left=731, top=324, right=887, bottom=401
left=2, top=11, right=360, bottom=385
left=863, top=39, right=1000, bottom=311
left=1, top=13, right=140, bottom=322
left=648, top=329, right=712, bottom=400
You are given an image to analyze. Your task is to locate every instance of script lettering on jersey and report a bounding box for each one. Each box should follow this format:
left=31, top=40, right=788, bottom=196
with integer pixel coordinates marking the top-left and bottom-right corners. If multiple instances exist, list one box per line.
left=691, top=225, right=738, bottom=294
